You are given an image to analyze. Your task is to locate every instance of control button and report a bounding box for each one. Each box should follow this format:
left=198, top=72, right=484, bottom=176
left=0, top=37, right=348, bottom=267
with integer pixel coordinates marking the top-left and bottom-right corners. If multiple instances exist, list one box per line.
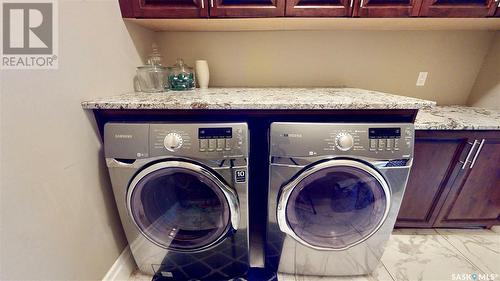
left=405, top=129, right=412, bottom=137
left=394, top=139, right=400, bottom=150
left=386, top=139, right=393, bottom=150
left=199, top=139, right=208, bottom=151
left=369, top=139, right=377, bottom=151
left=208, top=139, right=216, bottom=151
left=216, top=139, right=225, bottom=151
left=378, top=139, right=385, bottom=150
left=225, top=139, right=231, bottom=151
left=164, top=133, right=183, bottom=152
left=336, top=133, right=354, bottom=151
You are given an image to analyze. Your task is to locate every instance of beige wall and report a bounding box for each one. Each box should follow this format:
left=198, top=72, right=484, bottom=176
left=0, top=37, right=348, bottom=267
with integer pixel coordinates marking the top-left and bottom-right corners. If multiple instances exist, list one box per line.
left=467, top=31, right=500, bottom=110
left=0, top=0, right=153, bottom=280
left=157, top=30, right=495, bottom=105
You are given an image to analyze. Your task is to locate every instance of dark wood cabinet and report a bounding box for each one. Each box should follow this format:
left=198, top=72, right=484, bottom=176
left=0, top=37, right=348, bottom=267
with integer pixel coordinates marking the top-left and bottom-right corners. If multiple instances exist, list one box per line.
left=118, top=0, right=500, bottom=17
left=419, top=0, right=497, bottom=17
left=434, top=136, right=500, bottom=227
left=209, top=0, right=285, bottom=17
left=396, top=130, right=500, bottom=228
left=119, top=0, right=208, bottom=18
left=494, top=0, right=500, bottom=16
left=285, top=0, right=351, bottom=17
left=353, top=0, right=422, bottom=17
left=396, top=131, right=469, bottom=227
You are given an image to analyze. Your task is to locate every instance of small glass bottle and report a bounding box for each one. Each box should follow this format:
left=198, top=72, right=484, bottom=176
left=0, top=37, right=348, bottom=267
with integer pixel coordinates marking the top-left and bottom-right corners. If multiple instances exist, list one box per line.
left=168, top=58, right=195, bottom=91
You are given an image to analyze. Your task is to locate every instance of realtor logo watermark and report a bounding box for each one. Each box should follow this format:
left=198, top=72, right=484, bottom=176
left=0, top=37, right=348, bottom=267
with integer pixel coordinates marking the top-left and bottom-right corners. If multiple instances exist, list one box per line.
left=1, top=0, right=58, bottom=69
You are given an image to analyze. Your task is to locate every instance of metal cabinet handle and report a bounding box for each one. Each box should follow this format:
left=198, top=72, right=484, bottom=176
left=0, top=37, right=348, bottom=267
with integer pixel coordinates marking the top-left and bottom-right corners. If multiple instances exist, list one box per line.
left=210, top=0, right=214, bottom=7
left=360, top=0, right=364, bottom=7
left=469, top=139, right=485, bottom=169
left=460, top=140, right=478, bottom=170
left=201, top=0, right=204, bottom=9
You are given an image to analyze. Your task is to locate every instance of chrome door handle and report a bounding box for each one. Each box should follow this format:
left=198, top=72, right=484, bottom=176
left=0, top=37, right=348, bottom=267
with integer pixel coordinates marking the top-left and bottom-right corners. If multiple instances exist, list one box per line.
left=360, top=0, right=364, bottom=7
left=201, top=0, right=204, bottom=9
left=350, top=0, right=354, bottom=7
left=210, top=0, right=214, bottom=7
left=460, top=140, right=478, bottom=169
left=469, top=139, right=485, bottom=169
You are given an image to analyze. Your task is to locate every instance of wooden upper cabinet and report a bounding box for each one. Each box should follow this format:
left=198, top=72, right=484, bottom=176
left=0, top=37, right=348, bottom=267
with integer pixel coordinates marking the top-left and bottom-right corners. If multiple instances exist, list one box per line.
left=434, top=135, right=500, bottom=227
left=119, top=0, right=208, bottom=18
left=494, top=0, right=500, bottom=16
left=419, top=0, right=497, bottom=17
left=209, top=0, right=285, bottom=17
left=285, top=0, right=352, bottom=17
left=353, top=0, right=423, bottom=17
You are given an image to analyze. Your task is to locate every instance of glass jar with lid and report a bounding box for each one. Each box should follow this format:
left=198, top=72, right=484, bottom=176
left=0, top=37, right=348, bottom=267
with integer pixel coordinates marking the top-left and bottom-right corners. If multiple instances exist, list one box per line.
left=168, top=58, right=195, bottom=91
left=136, top=44, right=168, bottom=93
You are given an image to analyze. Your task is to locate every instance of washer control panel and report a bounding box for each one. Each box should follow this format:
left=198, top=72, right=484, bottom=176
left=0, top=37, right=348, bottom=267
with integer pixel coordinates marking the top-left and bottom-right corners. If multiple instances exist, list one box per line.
left=270, top=122, right=414, bottom=159
left=151, top=123, right=248, bottom=158
left=104, top=122, right=248, bottom=159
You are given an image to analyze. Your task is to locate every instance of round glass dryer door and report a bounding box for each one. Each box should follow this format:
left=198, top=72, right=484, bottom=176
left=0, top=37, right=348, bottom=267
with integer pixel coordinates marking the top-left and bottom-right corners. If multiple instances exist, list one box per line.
left=127, top=161, right=239, bottom=252
left=278, top=159, right=390, bottom=250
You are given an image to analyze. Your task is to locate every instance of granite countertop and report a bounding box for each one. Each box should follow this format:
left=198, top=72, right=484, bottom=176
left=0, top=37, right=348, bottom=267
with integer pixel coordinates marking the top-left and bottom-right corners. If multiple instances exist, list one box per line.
left=81, top=88, right=435, bottom=110
left=415, top=106, right=500, bottom=130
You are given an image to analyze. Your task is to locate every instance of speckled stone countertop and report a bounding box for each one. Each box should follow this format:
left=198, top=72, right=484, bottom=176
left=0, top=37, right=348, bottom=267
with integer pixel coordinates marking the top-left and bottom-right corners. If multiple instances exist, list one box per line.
left=81, top=88, right=435, bottom=110
left=415, top=106, right=500, bottom=130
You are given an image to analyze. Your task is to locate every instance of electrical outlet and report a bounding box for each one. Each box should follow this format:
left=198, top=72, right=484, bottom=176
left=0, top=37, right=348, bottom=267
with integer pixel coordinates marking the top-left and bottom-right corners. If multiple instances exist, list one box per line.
left=416, top=72, right=428, bottom=86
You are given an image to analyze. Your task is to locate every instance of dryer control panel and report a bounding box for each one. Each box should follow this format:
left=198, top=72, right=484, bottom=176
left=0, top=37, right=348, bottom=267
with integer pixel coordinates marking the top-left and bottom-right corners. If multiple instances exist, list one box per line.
left=270, top=122, right=414, bottom=160
left=104, top=122, right=248, bottom=159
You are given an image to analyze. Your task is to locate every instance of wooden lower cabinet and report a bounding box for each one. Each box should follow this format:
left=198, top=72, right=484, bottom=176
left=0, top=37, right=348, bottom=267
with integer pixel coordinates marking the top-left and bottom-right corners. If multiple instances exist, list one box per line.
left=396, top=130, right=500, bottom=228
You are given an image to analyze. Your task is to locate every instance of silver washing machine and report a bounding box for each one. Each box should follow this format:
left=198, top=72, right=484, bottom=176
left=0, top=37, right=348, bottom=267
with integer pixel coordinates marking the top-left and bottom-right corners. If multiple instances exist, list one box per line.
left=104, top=122, right=249, bottom=280
left=266, top=122, right=414, bottom=276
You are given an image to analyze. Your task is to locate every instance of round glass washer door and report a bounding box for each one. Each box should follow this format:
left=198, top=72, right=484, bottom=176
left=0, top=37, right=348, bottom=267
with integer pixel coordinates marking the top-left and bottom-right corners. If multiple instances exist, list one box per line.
left=127, top=160, right=239, bottom=252
left=277, top=159, right=390, bottom=251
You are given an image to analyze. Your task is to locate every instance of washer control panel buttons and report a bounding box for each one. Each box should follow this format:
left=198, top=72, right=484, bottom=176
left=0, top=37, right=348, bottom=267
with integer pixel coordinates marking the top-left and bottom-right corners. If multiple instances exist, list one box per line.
left=216, top=139, right=225, bottom=151
left=208, top=139, right=217, bottom=151
left=367, top=127, right=410, bottom=153
left=386, top=139, right=393, bottom=150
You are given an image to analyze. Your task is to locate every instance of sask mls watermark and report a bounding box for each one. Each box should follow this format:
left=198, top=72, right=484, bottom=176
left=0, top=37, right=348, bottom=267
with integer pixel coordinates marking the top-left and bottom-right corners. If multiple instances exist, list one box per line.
left=452, top=273, right=498, bottom=281
left=1, top=0, right=58, bottom=69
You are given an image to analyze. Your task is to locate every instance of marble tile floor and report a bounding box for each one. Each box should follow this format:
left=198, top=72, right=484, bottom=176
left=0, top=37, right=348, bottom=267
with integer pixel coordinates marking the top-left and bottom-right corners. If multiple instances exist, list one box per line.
left=129, top=228, right=500, bottom=281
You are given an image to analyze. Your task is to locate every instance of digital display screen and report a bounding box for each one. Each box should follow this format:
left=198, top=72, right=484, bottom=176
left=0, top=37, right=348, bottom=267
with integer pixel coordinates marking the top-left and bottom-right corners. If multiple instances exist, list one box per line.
left=369, top=128, right=401, bottom=139
left=198, top=128, right=232, bottom=139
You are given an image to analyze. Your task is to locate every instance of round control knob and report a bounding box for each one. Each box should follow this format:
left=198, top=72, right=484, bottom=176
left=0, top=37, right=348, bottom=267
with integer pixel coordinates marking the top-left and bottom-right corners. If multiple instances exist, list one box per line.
left=336, top=133, right=354, bottom=151
left=164, top=133, right=183, bottom=151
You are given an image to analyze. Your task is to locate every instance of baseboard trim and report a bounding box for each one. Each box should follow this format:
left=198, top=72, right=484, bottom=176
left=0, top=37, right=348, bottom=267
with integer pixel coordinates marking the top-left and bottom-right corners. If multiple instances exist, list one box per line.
left=102, top=246, right=136, bottom=281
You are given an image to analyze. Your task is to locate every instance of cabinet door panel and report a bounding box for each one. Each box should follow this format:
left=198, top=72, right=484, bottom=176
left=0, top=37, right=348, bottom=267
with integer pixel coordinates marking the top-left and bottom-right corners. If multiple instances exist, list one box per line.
left=353, top=0, right=422, bottom=17
left=395, top=132, right=468, bottom=228
left=419, top=0, right=496, bottom=17
left=122, top=0, right=208, bottom=18
left=210, top=0, right=285, bottom=17
left=286, top=0, right=352, bottom=16
left=435, top=137, right=500, bottom=227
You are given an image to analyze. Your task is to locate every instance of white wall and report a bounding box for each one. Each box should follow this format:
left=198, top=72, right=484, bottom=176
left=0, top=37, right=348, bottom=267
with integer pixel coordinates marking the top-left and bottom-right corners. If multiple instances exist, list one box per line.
left=0, top=0, right=154, bottom=280
left=467, top=31, right=500, bottom=110
left=157, top=30, right=495, bottom=105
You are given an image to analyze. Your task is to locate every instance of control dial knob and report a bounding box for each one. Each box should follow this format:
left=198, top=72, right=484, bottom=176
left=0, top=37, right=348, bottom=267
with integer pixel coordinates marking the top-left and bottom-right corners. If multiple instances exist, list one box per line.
left=164, top=133, right=183, bottom=151
left=336, top=133, right=354, bottom=151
